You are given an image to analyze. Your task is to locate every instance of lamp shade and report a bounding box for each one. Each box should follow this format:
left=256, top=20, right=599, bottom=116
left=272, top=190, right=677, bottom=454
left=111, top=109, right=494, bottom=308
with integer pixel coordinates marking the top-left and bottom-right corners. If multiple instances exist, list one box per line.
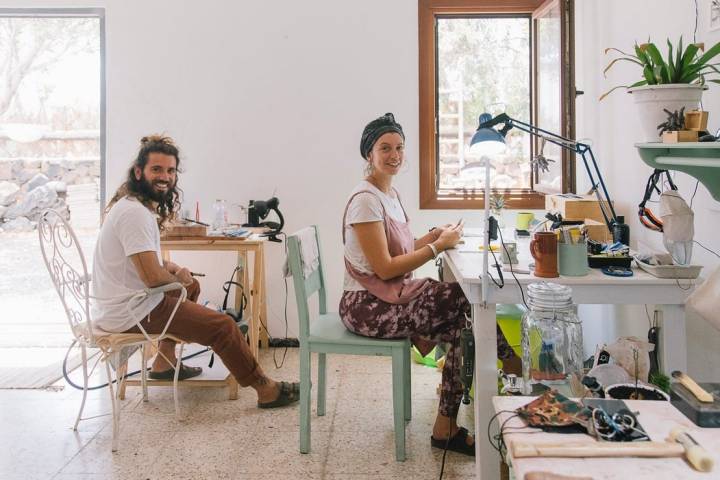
left=469, top=113, right=506, bottom=155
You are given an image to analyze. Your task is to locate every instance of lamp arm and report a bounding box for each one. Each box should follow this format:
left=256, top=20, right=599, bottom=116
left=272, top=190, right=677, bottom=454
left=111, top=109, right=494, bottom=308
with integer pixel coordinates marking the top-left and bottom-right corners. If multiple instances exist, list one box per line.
left=501, top=116, right=619, bottom=232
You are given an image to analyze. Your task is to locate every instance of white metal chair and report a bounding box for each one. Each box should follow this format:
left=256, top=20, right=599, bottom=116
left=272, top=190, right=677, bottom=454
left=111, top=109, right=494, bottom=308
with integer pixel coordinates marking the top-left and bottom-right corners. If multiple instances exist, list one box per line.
left=38, top=209, right=187, bottom=452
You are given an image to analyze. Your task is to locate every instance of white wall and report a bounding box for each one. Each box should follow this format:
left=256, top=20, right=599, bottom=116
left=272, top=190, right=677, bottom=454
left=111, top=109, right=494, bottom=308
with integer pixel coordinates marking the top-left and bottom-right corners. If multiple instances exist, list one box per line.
left=7, top=0, right=718, bottom=378
left=576, top=0, right=720, bottom=380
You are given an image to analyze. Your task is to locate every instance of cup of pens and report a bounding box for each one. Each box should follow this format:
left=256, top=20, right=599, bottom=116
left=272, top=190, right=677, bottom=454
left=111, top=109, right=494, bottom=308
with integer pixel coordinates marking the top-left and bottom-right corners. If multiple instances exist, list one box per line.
left=557, top=226, right=589, bottom=276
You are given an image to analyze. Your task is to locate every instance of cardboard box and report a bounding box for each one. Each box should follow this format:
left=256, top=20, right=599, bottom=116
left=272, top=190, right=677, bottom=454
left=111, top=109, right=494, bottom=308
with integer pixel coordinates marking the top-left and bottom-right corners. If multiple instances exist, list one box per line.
left=583, top=218, right=613, bottom=243
left=662, top=130, right=699, bottom=143
left=545, top=193, right=613, bottom=224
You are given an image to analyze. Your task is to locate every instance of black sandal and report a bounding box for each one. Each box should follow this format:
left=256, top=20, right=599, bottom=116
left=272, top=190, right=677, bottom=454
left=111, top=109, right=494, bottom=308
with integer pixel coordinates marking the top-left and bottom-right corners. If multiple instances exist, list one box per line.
left=148, top=363, right=203, bottom=381
left=430, top=427, right=476, bottom=456
left=257, top=381, right=300, bottom=409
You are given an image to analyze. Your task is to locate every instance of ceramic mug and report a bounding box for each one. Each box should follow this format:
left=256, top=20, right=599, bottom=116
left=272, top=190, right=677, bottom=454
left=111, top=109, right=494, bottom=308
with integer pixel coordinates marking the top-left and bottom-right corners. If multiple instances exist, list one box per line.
left=530, top=231, right=558, bottom=278
left=516, top=212, right=534, bottom=230
left=558, top=242, right=589, bottom=276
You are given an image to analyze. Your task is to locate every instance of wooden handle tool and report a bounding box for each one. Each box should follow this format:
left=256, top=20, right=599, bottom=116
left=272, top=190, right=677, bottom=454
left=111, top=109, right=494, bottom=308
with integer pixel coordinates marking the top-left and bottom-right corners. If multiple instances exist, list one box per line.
left=511, top=441, right=685, bottom=459
left=669, top=427, right=715, bottom=473
left=672, top=370, right=714, bottom=403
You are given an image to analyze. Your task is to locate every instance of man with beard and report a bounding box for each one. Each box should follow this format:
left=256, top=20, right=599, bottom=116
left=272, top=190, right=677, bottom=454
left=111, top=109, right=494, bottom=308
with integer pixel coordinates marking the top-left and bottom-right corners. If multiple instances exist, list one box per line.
left=90, top=135, right=299, bottom=408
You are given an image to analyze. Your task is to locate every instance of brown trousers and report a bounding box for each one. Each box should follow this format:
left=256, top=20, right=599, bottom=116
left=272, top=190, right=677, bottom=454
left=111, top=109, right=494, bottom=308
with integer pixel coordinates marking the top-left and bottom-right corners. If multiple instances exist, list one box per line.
left=125, top=279, right=263, bottom=387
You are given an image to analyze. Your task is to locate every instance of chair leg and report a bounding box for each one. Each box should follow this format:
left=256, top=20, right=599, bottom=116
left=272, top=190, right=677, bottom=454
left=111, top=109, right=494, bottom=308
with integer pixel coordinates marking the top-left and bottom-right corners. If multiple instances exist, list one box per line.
left=118, top=361, right=128, bottom=400
left=317, top=352, right=326, bottom=417
left=140, top=344, right=148, bottom=402
left=173, top=343, right=184, bottom=420
left=74, top=343, right=89, bottom=431
left=299, top=347, right=312, bottom=454
left=403, top=345, right=412, bottom=422
left=105, top=353, right=120, bottom=452
left=391, top=348, right=406, bottom=461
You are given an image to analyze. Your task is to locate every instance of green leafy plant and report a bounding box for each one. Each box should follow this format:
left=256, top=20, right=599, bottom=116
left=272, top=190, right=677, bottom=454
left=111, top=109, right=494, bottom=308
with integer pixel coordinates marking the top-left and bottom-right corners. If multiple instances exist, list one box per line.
left=600, top=37, right=720, bottom=100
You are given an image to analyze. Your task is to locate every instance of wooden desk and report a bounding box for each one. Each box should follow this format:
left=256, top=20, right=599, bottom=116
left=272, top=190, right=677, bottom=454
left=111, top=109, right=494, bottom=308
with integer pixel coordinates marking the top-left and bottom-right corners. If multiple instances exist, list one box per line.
left=493, top=395, right=720, bottom=480
left=443, top=235, right=696, bottom=480
left=159, top=235, right=270, bottom=358
left=122, top=235, right=270, bottom=400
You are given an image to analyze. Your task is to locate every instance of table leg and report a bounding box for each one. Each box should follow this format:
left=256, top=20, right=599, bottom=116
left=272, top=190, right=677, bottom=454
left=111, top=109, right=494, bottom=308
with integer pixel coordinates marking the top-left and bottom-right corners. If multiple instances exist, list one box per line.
left=248, top=246, right=261, bottom=358
left=227, top=376, right=239, bottom=400
left=258, top=246, right=269, bottom=348
left=658, top=304, right=687, bottom=375
left=473, top=302, right=500, bottom=480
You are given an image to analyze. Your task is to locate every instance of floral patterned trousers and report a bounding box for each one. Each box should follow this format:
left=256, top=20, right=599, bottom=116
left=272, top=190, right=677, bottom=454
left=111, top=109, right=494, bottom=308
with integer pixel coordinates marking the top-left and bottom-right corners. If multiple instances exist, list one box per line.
left=339, top=280, right=515, bottom=418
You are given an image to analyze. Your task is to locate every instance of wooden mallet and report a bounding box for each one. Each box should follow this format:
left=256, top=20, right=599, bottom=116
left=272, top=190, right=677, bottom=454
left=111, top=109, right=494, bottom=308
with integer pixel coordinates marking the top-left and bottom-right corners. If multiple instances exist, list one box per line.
left=511, top=428, right=714, bottom=473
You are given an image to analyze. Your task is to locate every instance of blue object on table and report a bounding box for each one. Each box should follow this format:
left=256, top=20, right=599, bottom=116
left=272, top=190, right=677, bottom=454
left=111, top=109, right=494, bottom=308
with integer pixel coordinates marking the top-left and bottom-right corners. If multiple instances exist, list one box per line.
left=601, top=266, right=633, bottom=277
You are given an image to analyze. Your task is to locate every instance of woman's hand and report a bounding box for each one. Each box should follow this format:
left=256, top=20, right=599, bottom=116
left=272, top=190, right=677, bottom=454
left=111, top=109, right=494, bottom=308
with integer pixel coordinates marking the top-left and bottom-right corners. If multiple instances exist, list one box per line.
left=434, top=225, right=463, bottom=252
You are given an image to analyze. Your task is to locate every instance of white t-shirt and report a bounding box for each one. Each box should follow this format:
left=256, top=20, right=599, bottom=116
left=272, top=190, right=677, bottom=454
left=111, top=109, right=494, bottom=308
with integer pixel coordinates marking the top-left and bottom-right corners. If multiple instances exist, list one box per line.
left=90, top=196, right=164, bottom=332
left=343, top=181, right=407, bottom=291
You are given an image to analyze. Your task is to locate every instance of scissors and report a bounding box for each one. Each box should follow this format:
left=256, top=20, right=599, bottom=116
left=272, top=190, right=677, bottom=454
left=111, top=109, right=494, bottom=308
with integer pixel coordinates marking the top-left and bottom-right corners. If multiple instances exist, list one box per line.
left=602, top=266, right=633, bottom=277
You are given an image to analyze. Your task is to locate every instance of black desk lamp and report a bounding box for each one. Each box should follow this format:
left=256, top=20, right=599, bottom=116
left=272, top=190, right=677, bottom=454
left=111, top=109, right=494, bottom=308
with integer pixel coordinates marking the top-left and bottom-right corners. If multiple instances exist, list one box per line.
left=243, top=196, right=285, bottom=242
left=471, top=112, right=627, bottom=243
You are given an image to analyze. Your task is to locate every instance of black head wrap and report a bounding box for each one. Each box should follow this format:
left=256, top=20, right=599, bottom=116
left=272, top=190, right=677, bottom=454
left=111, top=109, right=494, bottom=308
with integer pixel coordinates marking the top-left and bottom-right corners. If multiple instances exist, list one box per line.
left=360, top=112, right=405, bottom=159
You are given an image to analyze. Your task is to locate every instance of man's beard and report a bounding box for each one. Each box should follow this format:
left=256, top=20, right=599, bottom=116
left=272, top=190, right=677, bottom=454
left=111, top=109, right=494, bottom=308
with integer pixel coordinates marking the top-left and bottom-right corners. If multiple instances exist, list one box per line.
left=138, top=175, right=175, bottom=204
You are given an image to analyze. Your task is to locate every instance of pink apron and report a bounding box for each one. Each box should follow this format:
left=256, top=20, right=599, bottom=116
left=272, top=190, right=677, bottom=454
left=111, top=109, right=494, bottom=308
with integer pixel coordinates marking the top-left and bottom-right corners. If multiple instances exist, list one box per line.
left=342, top=189, right=435, bottom=354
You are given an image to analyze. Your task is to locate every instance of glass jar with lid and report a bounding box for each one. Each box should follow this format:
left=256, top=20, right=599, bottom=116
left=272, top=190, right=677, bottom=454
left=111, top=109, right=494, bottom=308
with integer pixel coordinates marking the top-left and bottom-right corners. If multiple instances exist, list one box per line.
left=521, top=282, right=584, bottom=395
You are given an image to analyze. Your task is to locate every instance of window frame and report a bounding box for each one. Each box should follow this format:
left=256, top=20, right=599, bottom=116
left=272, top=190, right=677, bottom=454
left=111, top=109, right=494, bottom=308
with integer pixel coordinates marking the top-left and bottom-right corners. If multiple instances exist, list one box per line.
left=0, top=7, right=107, bottom=208
left=418, top=0, right=575, bottom=209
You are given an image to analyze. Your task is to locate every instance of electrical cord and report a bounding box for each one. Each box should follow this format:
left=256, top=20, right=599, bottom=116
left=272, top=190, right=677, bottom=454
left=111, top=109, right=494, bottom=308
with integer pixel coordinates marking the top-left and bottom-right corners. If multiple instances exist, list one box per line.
left=271, top=231, right=290, bottom=369
left=438, top=329, right=462, bottom=480
left=695, top=240, right=720, bottom=259
left=690, top=180, right=700, bottom=208
left=61, top=339, right=213, bottom=391
left=498, top=228, right=529, bottom=310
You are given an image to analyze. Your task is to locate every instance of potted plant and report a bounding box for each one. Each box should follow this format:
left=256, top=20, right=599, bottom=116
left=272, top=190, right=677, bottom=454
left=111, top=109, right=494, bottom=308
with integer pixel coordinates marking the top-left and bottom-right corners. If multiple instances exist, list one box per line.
left=600, top=37, right=720, bottom=141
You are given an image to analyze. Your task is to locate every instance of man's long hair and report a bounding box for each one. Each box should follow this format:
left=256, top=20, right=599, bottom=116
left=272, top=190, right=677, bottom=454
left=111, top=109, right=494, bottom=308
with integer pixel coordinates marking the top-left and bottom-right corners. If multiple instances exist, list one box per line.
left=106, top=135, right=182, bottom=230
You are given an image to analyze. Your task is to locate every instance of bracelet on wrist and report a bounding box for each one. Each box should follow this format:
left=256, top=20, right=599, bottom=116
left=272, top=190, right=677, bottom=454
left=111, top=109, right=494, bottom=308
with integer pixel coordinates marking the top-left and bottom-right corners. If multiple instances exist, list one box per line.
left=427, top=243, right=439, bottom=259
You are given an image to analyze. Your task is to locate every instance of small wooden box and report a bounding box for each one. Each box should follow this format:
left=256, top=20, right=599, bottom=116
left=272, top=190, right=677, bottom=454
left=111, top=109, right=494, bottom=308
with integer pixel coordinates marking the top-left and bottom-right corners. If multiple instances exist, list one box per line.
left=583, top=218, right=613, bottom=243
left=684, top=110, right=709, bottom=131
left=662, top=130, right=699, bottom=143
left=164, top=223, right=207, bottom=237
left=545, top=194, right=613, bottom=224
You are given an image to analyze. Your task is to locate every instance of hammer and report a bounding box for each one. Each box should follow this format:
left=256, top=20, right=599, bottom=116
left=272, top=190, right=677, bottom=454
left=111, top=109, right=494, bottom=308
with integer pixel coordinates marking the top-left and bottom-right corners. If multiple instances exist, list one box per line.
left=668, top=426, right=714, bottom=473
left=512, top=428, right=713, bottom=472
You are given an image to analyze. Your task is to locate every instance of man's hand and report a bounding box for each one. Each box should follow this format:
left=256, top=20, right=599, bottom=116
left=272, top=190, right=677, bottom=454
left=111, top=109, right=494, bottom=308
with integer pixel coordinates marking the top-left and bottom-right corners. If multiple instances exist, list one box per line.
left=175, top=267, right=193, bottom=286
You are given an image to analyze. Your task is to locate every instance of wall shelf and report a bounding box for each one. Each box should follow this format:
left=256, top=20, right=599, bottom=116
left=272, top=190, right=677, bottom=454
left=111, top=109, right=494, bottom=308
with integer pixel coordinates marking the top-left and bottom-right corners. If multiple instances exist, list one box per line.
left=635, top=143, right=720, bottom=201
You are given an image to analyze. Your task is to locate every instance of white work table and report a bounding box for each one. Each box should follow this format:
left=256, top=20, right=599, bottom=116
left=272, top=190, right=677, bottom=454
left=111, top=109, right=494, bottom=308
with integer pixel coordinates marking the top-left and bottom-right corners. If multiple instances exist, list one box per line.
left=442, top=235, right=696, bottom=480
left=492, top=395, right=719, bottom=480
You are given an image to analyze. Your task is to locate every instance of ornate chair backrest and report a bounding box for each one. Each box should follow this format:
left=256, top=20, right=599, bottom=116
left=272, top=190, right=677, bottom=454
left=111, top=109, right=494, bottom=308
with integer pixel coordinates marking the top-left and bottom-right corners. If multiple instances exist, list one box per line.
left=38, top=209, right=94, bottom=344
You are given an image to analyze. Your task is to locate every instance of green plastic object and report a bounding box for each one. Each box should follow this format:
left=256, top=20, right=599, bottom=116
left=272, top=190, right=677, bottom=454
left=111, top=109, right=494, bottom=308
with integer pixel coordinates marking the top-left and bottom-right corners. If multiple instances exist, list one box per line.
left=635, top=143, right=720, bottom=201
left=412, top=346, right=439, bottom=368
left=496, top=304, right=526, bottom=358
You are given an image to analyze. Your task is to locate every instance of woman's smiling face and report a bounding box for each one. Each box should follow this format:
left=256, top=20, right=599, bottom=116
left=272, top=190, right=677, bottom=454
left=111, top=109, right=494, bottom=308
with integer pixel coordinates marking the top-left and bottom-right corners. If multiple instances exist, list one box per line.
left=367, top=132, right=404, bottom=177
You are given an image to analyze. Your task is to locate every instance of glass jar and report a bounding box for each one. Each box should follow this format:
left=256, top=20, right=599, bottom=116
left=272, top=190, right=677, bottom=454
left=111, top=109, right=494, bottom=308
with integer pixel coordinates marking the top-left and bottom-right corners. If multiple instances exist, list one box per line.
left=521, top=282, right=584, bottom=395
left=212, top=199, right=227, bottom=231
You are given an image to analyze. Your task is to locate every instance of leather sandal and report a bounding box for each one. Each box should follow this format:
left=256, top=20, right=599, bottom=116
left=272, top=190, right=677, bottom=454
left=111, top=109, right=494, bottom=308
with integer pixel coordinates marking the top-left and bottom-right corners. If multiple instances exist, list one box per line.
left=148, top=363, right=203, bottom=381
left=257, top=381, right=300, bottom=409
left=430, top=426, right=476, bottom=456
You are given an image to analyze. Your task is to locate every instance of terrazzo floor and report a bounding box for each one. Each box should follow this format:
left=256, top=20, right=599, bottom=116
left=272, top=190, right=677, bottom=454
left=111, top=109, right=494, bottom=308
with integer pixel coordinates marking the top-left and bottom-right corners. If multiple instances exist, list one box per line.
left=0, top=348, right=480, bottom=479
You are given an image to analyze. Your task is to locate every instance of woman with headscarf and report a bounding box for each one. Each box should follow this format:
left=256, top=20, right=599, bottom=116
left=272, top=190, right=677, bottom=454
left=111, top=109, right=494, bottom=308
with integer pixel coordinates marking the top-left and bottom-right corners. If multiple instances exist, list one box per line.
left=340, top=113, right=515, bottom=456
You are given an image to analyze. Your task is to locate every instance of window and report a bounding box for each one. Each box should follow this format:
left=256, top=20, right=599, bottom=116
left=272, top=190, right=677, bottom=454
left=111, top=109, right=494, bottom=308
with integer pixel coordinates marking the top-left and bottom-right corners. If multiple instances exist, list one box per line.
left=419, top=0, right=576, bottom=209
left=0, top=8, right=105, bottom=352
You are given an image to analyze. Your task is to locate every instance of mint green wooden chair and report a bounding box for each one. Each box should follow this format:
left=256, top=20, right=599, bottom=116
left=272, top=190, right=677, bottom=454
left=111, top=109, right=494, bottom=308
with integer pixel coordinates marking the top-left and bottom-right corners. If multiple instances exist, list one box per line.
left=287, top=226, right=412, bottom=461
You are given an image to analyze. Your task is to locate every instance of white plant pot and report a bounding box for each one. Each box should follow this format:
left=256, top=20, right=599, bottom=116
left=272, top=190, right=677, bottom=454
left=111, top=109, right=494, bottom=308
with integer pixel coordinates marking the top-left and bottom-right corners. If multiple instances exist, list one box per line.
left=628, top=84, right=706, bottom=142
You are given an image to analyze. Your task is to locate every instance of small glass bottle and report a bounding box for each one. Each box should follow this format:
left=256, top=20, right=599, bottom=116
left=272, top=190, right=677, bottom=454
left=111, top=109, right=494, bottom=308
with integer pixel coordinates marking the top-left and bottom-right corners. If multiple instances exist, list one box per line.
left=212, top=199, right=227, bottom=231
left=521, top=282, right=583, bottom=395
